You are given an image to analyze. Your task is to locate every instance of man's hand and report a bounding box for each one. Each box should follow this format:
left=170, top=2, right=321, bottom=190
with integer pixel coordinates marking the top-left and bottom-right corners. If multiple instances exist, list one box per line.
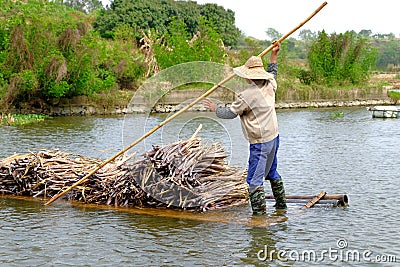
left=270, top=41, right=281, bottom=63
left=272, top=41, right=281, bottom=53
left=203, top=99, right=217, bottom=112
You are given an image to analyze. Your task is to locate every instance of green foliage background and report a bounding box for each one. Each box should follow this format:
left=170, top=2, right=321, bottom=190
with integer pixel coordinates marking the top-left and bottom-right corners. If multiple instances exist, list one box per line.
left=0, top=0, right=128, bottom=106
left=93, top=0, right=240, bottom=47
left=0, top=0, right=399, bottom=112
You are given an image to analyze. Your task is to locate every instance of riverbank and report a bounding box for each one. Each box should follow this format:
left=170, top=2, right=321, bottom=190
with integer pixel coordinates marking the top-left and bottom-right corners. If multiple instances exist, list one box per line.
left=6, top=74, right=399, bottom=116
left=8, top=92, right=395, bottom=116
left=10, top=90, right=395, bottom=116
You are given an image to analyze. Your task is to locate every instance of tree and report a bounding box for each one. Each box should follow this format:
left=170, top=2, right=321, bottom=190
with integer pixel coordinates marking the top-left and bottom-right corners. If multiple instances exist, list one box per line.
left=174, top=0, right=201, bottom=36
left=153, top=18, right=226, bottom=69
left=199, top=3, right=240, bottom=47
left=298, top=29, right=317, bottom=41
left=376, top=39, right=400, bottom=70
left=93, top=0, right=240, bottom=47
left=358, top=29, right=372, bottom=38
left=265, top=28, right=281, bottom=41
left=94, top=0, right=176, bottom=39
left=62, top=0, right=103, bottom=14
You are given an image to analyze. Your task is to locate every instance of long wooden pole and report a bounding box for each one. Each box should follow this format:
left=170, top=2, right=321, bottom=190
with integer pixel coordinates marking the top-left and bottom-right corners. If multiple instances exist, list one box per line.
left=44, top=2, right=328, bottom=206
left=265, top=194, right=348, bottom=207
left=265, top=194, right=347, bottom=201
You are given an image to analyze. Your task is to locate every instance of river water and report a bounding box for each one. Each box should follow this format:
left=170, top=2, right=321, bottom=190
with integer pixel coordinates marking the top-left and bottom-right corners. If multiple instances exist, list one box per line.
left=0, top=107, right=399, bottom=266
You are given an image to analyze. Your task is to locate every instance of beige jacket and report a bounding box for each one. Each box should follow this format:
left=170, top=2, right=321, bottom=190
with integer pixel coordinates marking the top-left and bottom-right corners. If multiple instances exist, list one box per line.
left=229, top=80, right=278, bottom=144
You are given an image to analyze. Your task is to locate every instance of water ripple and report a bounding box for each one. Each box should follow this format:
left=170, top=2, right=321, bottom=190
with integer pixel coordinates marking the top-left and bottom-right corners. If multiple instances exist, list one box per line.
left=1, top=108, right=399, bottom=266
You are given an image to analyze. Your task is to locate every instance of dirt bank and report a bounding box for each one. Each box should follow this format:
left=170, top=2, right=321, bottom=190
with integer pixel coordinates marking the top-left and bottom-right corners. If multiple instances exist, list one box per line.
left=8, top=74, right=399, bottom=116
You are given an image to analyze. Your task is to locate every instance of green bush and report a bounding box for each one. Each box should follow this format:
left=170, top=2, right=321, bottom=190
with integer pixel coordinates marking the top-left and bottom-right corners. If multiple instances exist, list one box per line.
left=388, top=90, right=400, bottom=104
left=15, top=70, right=39, bottom=94
left=46, top=81, right=70, bottom=98
left=307, top=31, right=378, bottom=86
left=153, top=18, right=226, bottom=69
left=0, top=1, right=133, bottom=105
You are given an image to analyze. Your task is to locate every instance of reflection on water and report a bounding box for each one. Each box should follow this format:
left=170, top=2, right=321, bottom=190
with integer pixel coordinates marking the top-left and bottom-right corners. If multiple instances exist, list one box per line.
left=1, top=107, right=400, bottom=266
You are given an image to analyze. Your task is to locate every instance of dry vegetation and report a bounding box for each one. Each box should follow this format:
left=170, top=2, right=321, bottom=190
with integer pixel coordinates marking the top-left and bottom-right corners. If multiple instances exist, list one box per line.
left=0, top=133, right=248, bottom=211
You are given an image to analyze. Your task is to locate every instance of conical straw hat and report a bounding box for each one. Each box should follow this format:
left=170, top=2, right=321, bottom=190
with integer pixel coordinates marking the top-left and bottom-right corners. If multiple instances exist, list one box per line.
left=233, top=56, right=274, bottom=80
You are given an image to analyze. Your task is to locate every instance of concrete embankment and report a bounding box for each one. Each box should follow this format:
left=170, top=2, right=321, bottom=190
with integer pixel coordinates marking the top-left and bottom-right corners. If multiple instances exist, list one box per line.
left=12, top=86, right=396, bottom=116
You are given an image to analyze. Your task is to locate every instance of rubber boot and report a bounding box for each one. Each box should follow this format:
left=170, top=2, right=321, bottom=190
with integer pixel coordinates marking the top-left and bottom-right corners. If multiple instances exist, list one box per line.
left=249, top=186, right=267, bottom=215
left=270, top=178, right=287, bottom=209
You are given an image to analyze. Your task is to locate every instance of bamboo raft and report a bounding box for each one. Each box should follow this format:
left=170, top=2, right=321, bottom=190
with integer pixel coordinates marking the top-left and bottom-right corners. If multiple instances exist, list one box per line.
left=0, top=131, right=349, bottom=212
left=0, top=135, right=249, bottom=212
left=0, top=136, right=349, bottom=212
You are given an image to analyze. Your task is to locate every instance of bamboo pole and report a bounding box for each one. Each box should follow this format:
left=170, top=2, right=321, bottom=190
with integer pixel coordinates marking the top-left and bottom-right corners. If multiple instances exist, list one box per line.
left=265, top=194, right=348, bottom=203
left=265, top=198, right=347, bottom=207
left=44, top=2, right=328, bottom=206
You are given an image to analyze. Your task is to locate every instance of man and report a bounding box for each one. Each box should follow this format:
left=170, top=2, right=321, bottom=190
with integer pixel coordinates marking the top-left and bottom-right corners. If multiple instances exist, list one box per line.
left=203, top=42, right=286, bottom=215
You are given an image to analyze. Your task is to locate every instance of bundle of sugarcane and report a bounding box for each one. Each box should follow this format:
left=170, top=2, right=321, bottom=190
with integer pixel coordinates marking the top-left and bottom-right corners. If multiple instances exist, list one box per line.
left=0, top=137, right=248, bottom=211
left=127, top=136, right=248, bottom=210
left=0, top=150, right=131, bottom=201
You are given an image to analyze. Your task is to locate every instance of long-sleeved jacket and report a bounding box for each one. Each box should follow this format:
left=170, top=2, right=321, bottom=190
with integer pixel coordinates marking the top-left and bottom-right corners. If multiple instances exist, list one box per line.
left=216, top=62, right=278, bottom=144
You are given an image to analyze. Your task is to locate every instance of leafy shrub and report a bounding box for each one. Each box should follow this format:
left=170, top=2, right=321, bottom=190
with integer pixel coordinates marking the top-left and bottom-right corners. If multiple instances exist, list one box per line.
left=297, top=69, right=315, bottom=85
left=46, top=81, right=70, bottom=98
left=153, top=18, right=226, bottom=69
left=308, top=31, right=378, bottom=86
left=388, top=90, right=400, bottom=104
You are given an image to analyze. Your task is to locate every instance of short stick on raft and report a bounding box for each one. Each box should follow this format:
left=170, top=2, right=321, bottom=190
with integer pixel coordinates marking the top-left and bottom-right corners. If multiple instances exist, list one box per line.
left=301, top=191, right=326, bottom=210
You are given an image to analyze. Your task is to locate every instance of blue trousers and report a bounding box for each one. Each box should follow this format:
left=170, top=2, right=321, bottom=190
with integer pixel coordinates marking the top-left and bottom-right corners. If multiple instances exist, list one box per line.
left=247, top=135, right=281, bottom=187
